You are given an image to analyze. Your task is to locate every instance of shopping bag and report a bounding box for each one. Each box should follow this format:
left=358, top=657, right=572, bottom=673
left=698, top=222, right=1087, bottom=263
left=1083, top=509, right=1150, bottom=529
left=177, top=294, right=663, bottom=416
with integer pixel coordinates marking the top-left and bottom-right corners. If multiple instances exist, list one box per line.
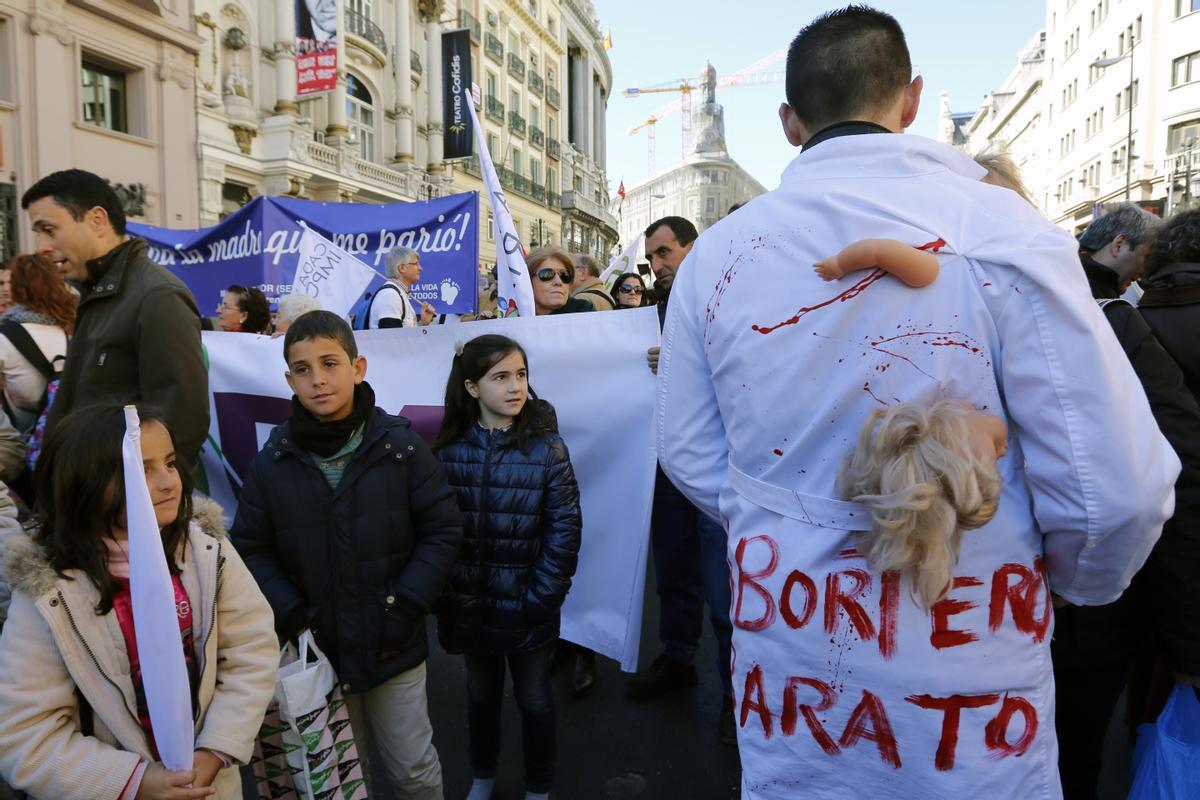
left=275, top=631, right=368, bottom=800
left=1127, top=682, right=1200, bottom=800
left=248, top=700, right=302, bottom=800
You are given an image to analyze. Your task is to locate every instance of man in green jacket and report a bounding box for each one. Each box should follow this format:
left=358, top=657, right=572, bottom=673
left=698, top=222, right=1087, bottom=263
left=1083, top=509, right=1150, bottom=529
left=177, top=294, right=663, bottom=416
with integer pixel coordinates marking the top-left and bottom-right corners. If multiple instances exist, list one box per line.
left=22, top=169, right=209, bottom=464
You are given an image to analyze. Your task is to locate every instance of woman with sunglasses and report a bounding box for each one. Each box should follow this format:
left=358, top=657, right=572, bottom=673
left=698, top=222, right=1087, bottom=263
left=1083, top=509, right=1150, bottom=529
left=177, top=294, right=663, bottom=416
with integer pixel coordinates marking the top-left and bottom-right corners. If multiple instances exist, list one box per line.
left=526, top=247, right=594, bottom=316
left=609, top=272, right=649, bottom=309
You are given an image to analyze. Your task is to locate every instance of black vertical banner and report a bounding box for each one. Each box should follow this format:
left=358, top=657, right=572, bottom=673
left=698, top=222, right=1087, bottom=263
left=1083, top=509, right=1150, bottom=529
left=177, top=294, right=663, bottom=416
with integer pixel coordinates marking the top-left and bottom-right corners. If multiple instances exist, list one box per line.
left=443, top=29, right=473, bottom=160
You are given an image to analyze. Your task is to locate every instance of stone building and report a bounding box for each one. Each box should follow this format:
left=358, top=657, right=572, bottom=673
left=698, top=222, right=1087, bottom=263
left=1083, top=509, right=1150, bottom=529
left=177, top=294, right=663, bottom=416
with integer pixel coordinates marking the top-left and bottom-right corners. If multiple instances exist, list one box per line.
left=0, top=0, right=201, bottom=259
left=192, top=0, right=616, bottom=269
left=618, top=63, right=766, bottom=249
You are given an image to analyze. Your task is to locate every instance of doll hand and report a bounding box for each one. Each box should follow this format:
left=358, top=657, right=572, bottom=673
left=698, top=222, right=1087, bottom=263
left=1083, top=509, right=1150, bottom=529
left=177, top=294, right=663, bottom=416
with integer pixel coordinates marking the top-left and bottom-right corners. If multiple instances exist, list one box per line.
left=813, top=257, right=845, bottom=281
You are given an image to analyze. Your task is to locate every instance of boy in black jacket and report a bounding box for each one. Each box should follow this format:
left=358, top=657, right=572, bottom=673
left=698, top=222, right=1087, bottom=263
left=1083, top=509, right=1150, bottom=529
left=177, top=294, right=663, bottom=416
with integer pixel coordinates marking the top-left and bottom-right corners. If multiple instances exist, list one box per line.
left=231, top=310, right=462, bottom=799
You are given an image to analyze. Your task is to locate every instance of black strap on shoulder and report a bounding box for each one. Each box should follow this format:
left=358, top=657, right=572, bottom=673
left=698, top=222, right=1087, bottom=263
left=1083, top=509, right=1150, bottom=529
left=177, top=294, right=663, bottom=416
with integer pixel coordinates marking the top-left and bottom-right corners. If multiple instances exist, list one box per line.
left=365, top=282, right=404, bottom=327
left=0, top=322, right=56, bottom=380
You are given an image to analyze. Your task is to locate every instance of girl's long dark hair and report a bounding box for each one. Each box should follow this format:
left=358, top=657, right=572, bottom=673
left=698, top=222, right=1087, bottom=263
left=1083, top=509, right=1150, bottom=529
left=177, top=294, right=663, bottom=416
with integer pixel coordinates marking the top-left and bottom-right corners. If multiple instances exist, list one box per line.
left=33, top=405, right=194, bottom=615
left=434, top=334, right=550, bottom=453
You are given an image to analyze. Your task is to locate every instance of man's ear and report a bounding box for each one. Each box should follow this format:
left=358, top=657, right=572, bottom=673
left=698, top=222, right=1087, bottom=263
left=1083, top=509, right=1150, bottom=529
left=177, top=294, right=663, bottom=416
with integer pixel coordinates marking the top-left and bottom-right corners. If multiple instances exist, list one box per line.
left=1110, top=234, right=1127, bottom=257
left=899, top=75, right=923, bottom=130
left=778, top=103, right=807, bottom=147
left=87, top=205, right=113, bottom=236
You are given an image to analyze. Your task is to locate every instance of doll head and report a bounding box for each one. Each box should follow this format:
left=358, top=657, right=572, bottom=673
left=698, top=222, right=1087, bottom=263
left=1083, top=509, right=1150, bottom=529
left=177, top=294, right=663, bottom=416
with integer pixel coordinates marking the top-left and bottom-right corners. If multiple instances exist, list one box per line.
left=838, top=400, right=1004, bottom=609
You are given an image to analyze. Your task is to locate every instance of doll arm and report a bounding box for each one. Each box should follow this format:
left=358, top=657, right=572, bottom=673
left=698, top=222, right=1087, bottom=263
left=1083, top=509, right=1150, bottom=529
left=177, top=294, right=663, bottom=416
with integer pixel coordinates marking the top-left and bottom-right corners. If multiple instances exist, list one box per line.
left=814, top=238, right=940, bottom=287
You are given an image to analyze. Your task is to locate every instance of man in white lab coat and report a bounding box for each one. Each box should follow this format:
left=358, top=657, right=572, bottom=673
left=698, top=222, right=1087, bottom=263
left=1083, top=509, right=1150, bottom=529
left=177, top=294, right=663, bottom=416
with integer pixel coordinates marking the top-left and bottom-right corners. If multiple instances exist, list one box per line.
left=656, top=7, right=1180, bottom=799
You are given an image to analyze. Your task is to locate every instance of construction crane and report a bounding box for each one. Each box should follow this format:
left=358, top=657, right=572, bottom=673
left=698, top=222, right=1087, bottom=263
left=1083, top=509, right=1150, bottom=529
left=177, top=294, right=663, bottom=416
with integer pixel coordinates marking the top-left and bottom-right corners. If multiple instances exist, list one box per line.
left=624, top=49, right=787, bottom=171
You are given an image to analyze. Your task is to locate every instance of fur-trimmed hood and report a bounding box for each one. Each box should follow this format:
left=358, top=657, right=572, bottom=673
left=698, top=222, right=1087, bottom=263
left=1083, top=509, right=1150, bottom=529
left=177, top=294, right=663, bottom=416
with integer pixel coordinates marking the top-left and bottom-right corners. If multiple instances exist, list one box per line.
left=3, top=494, right=229, bottom=601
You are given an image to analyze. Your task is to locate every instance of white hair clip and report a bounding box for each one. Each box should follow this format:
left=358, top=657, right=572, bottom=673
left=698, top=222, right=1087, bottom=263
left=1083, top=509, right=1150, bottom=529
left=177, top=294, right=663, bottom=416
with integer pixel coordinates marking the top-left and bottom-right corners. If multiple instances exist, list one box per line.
left=454, top=340, right=466, bottom=356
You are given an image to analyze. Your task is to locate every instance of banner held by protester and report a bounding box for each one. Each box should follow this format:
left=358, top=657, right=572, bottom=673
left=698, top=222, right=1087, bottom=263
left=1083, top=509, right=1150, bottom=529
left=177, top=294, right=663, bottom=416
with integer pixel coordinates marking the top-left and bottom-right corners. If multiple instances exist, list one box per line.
left=196, top=309, right=661, bottom=670
left=294, top=228, right=381, bottom=318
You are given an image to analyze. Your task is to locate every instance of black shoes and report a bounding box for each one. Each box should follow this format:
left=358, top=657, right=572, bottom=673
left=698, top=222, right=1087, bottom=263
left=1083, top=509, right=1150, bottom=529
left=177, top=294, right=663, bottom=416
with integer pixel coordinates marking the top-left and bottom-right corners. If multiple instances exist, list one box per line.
left=625, top=653, right=699, bottom=701
left=571, top=650, right=596, bottom=697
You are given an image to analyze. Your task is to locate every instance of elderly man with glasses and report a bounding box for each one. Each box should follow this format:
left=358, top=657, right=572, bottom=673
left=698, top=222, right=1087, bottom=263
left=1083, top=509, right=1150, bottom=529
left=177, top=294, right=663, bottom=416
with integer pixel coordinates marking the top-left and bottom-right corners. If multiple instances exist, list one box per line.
left=369, top=245, right=437, bottom=329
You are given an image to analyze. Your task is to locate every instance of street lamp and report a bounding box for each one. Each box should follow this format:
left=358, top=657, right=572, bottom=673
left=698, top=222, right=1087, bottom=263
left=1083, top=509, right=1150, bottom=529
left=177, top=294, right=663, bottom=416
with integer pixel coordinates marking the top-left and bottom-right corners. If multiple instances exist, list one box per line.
left=1093, top=35, right=1136, bottom=201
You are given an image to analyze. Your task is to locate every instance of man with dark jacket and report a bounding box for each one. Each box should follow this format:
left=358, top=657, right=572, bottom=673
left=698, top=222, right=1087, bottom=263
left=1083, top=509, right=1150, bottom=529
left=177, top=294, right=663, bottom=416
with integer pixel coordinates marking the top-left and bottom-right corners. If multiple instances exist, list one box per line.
left=22, top=169, right=209, bottom=464
left=1057, top=204, right=1200, bottom=799
left=1139, top=208, right=1200, bottom=399
left=232, top=311, right=461, bottom=799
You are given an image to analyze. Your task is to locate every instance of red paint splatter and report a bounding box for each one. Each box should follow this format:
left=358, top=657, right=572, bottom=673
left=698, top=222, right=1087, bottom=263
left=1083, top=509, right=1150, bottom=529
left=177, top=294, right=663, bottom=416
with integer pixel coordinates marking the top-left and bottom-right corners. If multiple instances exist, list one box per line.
left=863, top=382, right=888, bottom=406
left=982, top=281, right=993, bottom=287
left=773, top=448, right=784, bottom=456
left=905, top=693, right=1001, bottom=771
left=824, top=569, right=876, bottom=642
left=878, top=571, right=900, bottom=660
left=754, top=268, right=889, bottom=335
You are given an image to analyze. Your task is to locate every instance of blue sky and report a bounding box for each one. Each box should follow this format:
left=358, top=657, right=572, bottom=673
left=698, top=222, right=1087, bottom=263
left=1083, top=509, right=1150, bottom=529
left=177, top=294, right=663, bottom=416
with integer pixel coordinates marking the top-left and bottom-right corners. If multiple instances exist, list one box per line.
left=601, top=0, right=1048, bottom=191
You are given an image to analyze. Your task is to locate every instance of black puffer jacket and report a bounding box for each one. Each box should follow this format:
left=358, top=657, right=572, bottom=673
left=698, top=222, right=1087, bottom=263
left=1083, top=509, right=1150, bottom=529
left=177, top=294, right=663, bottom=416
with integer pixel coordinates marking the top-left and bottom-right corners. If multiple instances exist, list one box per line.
left=435, top=424, right=582, bottom=655
left=1139, top=261, right=1200, bottom=401
left=230, top=407, right=463, bottom=693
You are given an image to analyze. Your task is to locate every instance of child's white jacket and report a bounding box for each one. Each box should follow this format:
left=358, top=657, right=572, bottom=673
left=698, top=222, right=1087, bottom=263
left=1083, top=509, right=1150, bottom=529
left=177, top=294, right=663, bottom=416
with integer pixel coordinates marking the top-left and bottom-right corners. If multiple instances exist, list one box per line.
left=657, top=133, right=1180, bottom=799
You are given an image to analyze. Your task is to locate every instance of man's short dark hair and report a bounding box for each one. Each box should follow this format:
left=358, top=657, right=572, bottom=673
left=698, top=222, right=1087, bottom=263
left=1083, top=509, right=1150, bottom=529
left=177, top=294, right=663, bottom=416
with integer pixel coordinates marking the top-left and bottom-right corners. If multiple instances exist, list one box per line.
left=283, top=310, right=358, bottom=363
left=21, top=169, right=127, bottom=236
left=1077, top=202, right=1163, bottom=254
left=785, top=5, right=912, bottom=133
left=645, top=216, right=698, bottom=247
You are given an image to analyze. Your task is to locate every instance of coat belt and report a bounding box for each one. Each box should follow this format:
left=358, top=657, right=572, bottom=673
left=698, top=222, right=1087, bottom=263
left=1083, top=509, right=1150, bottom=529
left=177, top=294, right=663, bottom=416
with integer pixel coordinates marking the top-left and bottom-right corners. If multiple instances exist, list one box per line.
left=728, top=465, right=874, bottom=532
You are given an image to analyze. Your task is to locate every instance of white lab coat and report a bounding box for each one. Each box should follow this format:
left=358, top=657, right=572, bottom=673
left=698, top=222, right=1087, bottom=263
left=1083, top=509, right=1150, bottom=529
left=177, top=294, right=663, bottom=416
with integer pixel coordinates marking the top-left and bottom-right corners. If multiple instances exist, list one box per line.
left=657, top=134, right=1180, bottom=799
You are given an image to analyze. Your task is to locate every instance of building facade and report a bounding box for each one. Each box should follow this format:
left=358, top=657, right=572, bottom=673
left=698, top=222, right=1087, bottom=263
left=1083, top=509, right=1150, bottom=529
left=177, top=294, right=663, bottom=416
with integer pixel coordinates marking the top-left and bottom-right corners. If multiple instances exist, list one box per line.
left=618, top=64, right=767, bottom=249
left=193, top=0, right=615, bottom=270
left=943, top=1, right=1200, bottom=234
left=0, top=0, right=202, bottom=259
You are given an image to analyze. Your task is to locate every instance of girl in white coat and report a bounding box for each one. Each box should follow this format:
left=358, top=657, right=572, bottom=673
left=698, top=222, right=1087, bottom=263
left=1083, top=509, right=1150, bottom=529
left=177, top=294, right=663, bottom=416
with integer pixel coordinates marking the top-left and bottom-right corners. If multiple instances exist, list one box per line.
left=0, top=405, right=278, bottom=799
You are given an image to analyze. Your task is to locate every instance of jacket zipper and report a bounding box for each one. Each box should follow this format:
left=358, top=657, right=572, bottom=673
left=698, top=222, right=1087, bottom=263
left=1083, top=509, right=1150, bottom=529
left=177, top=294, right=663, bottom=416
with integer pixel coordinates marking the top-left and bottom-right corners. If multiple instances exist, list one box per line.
left=474, top=432, right=495, bottom=634
left=195, top=543, right=225, bottom=722
left=56, top=590, right=143, bottom=733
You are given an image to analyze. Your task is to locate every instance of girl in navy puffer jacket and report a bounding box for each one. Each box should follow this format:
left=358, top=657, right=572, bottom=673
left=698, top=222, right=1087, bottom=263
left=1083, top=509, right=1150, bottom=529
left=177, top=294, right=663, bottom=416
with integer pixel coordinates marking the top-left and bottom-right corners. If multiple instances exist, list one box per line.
left=434, top=334, right=582, bottom=800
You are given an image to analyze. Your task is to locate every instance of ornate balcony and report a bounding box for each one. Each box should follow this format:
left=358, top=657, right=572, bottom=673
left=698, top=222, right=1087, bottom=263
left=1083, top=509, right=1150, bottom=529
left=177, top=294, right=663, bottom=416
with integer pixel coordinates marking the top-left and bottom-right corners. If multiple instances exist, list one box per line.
left=507, top=53, right=525, bottom=80
left=513, top=174, right=531, bottom=195
left=546, top=138, right=560, bottom=159
left=345, top=10, right=387, bottom=56
left=532, top=182, right=546, bottom=203
left=529, top=71, right=544, bottom=96
left=485, top=95, right=504, bottom=123
left=548, top=191, right=561, bottom=209
left=545, top=85, right=560, bottom=109
left=459, top=9, right=481, bottom=43
left=530, top=125, right=545, bottom=148
left=485, top=32, right=503, bottom=63
left=509, top=110, right=526, bottom=137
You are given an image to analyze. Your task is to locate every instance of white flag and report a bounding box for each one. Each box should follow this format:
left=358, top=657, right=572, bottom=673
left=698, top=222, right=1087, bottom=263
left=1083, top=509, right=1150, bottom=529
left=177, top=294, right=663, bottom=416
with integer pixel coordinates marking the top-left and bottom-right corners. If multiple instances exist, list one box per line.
left=294, top=228, right=381, bottom=319
left=123, top=406, right=193, bottom=771
left=600, top=234, right=642, bottom=288
left=463, top=89, right=535, bottom=317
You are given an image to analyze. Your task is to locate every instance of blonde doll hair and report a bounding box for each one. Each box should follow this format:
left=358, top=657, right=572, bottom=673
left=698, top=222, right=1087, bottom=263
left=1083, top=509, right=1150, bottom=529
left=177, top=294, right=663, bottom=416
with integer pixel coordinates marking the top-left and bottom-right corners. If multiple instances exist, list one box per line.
left=974, top=150, right=1036, bottom=207
left=838, top=401, right=1002, bottom=609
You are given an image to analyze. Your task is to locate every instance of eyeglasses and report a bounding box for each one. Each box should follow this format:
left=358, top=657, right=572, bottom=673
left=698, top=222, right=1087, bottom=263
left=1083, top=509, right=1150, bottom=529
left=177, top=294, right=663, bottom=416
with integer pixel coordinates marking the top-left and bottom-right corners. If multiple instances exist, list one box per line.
left=618, top=284, right=644, bottom=295
left=535, top=267, right=571, bottom=283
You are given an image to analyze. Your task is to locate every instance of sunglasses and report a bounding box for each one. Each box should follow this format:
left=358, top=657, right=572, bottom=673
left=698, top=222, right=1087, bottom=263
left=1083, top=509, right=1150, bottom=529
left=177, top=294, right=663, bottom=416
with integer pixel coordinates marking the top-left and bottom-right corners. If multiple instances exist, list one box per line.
left=536, top=267, right=572, bottom=283
left=618, top=284, right=644, bottom=295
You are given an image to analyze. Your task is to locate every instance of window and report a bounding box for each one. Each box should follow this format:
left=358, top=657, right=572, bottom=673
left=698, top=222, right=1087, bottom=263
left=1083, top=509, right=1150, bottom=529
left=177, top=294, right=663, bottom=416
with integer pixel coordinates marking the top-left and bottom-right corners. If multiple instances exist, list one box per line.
left=81, top=60, right=128, bottom=133
left=220, top=183, right=252, bottom=220
left=487, top=132, right=499, bottom=158
left=547, top=167, right=557, bottom=192
left=345, top=74, right=375, bottom=161
left=1177, top=0, right=1200, bottom=16
left=487, top=211, right=494, bottom=241
left=510, top=89, right=520, bottom=115
left=1172, top=51, right=1200, bottom=87
left=531, top=157, right=541, bottom=185
left=530, top=105, right=540, bottom=129
left=349, top=0, right=371, bottom=20
left=0, top=19, right=10, bottom=103
left=705, top=197, right=716, bottom=214
left=508, top=33, right=519, bottom=56
left=1168, top=120, right=1200, bottom=153
left=547, top=66, right=557, bottom=88
left=487, top=72, right=497, bottom=99
left=548, top=15, right=556, bottom=35
left=511, top=148, right=522, bottom=176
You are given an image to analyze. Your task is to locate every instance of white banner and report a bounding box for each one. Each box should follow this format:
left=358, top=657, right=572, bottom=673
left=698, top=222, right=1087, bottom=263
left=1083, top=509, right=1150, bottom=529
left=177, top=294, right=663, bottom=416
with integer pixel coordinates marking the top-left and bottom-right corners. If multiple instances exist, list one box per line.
left=463, top=89, right=536, bottom=318
left=198, top=309, right=661, bottom=670
left=294, top=228, right=380, bottom=318
left=600, top=234, right=642, bottom=288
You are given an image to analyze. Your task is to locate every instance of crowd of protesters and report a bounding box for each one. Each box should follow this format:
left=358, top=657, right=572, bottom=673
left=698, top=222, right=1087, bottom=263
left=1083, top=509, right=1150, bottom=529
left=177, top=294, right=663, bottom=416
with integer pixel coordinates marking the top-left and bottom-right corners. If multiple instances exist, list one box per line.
left=0, top=4, right=1197, bottom=800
